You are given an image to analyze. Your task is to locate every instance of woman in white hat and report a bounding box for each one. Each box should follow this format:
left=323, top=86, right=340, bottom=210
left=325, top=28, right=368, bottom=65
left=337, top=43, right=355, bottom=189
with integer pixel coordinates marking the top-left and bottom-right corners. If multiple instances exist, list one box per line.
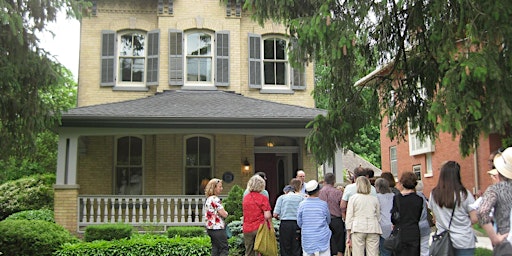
left=477, top=147, right=512, bottom=248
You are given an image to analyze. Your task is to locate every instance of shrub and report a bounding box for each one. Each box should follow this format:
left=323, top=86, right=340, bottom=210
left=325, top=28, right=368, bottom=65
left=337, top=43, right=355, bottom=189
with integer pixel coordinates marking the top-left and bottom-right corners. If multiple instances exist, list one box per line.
left=475, top=247, right=493, bottom=256
left=223, top=185, right=243, bottom=224
left=167, top=226, right=206, bottom=238
left=55, top=235, right=210, bottom=256
left=5, top=209, right=55, bottom=222
left=0, top=219, right=79, bottom=256
left=84, top=223, right=133, bottom=242
left=0, top=173, right=55, bottom=220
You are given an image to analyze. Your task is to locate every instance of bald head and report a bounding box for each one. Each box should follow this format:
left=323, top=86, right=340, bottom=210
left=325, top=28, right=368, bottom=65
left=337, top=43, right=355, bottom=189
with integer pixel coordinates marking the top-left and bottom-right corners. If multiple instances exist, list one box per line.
left=296, top=170, right=305, bottom=183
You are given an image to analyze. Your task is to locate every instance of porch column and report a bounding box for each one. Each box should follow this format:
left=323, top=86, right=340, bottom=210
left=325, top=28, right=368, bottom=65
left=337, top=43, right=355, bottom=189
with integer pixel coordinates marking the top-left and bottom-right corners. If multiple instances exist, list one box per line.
left=56, top=135, right=78, bottom=185
left=53, top=185, right=80, bottom=235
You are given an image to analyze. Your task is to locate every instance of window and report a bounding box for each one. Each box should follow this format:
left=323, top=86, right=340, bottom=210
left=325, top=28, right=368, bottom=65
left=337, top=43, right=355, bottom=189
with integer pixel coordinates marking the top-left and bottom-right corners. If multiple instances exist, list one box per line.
left=185, top=136, right=212, bottom=195
left=168, top=30, right=229, bottom=87
left=425, top=153, right=433, bottom=177
left=186, top=32, right=212, bottom=82
left=263, top=38, right=287, bottom=85
left=115, top=136, right=143, bottom=195
left=390, top=146, right=397, bottom=176
left=101, top=30, right=159, bottom=88
left=413, top=165, right=422, bottom=180
left=119, top=32, right=145, bottom=83
left=408, top=121, right=435, bottom=156
left=248, top=34, right=306, bottom=93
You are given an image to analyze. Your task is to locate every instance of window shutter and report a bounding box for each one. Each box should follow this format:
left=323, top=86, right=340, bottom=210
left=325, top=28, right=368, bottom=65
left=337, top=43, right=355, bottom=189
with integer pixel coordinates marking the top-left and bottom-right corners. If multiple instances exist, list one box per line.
left=100, top=30, right=116, bottom=86
left=291, top=67, right=306, bottom=90
left=248, top=33, right=262, bottom=88
left=215, top=31, right=229, bottom=87
left=146, top=29, right=160, bottom=86
left=169, top=29, right=183, bottom=86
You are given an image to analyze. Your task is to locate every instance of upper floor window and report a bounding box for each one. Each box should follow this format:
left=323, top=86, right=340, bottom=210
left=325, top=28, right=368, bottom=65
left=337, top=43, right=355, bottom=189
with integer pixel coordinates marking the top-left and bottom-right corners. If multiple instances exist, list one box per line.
left=249, top=34, right=306, bottom=93
left=101, top=30, right=159, bottom=89
left=263, top=38, right=287, bottom=85
left=390, top=146, right=397, bottom=177
left=115, top=136, right=143, bottom=195
left=186, top=32, right=212, bottom=82
left=169, top=30, right=229, bottom=88
left=119, top=32, right=145, bottom=83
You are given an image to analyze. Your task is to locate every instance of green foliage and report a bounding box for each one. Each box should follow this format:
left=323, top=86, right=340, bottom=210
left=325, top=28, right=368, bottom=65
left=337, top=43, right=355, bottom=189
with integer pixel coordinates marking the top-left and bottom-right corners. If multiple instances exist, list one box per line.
left=0, top=219, right=79, bottom=256
left=247, top=0, right=512, bottom=158
left=475, top=247, right=493, bottom=256
left=166, top=226, right=206, bottom=238
left=55, top=235, right=210, bottom=256
left=0, top=0, right=85, bottom=162
left=84, top=223, right=134, bottom=242
left=5, top=209, right=55, bottom=223
left=0, top=173, right=55, bottom=220
left=223, top=185, right=244, bottom=224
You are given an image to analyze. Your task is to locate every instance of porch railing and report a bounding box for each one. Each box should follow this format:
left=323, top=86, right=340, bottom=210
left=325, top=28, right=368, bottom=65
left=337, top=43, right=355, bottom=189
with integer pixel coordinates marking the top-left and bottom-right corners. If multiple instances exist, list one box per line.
left=78, top=195, right=211, bottom=232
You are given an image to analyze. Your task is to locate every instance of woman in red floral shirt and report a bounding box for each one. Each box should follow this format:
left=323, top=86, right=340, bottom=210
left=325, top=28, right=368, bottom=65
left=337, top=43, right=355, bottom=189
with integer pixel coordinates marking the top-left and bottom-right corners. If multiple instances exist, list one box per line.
left=205, top=178, right=229, bottom=256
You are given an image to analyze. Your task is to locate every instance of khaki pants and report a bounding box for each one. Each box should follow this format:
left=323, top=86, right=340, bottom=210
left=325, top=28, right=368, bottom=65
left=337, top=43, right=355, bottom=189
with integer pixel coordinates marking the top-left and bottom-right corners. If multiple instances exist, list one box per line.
left=351, top=232, right=380, bottom=256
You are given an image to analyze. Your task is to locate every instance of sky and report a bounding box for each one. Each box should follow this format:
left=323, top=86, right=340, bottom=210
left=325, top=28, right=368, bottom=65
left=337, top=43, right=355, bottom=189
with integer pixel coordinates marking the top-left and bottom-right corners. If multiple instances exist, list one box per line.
left=39, top=12, right=81, bottom=80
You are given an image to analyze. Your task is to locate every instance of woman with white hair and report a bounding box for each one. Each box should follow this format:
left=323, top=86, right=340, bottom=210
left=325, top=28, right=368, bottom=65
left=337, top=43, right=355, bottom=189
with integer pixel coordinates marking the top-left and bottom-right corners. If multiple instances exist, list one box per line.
left=242, top=174, right=272, bottom=256
left=477, top=147, right=512, bottom=249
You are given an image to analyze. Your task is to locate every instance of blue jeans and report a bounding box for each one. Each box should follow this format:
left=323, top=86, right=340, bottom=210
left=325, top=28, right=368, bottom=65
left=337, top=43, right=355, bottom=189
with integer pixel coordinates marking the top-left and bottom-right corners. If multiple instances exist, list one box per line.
left=379, top=236, right=392, bottom=256
left=454, top=248, right=475, bottom=256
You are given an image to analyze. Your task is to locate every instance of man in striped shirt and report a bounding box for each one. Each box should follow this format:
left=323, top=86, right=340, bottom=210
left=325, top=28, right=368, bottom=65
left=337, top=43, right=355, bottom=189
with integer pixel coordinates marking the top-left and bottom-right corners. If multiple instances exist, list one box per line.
left=298, top=180, right=332, bottom=256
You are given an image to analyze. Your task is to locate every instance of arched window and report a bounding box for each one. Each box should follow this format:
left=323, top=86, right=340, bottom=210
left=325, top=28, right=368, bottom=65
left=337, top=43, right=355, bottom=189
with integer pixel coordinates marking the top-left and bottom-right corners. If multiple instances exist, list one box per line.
left=185, top=135, right=212, bottom=195
left=115, top=136, right=143, bottom=195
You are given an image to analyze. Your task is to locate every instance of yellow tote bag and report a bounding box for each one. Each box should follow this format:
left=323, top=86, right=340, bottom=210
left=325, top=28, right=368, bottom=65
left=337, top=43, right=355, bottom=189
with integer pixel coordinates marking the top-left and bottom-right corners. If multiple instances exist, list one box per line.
left=254, top=220, right=278, bottom=256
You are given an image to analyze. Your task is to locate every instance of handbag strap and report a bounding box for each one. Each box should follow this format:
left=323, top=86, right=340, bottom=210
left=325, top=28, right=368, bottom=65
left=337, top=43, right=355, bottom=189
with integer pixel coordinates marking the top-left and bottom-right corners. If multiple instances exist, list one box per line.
left=447, top=203, right=456, bottom=230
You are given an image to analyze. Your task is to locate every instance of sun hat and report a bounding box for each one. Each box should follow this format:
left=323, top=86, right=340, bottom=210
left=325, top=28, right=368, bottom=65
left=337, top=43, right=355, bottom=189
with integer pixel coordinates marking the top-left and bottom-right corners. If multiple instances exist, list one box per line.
left=493, top=147, right=512, bottom=179
left=305, top=180, right=320, bottom=194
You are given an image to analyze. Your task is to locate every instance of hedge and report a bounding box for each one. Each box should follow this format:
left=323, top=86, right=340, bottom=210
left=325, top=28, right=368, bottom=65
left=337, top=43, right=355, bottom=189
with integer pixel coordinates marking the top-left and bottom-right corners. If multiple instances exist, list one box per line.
left=55, top=235, right=210, bottom=256
left=0, top=219, right=78, bottom=256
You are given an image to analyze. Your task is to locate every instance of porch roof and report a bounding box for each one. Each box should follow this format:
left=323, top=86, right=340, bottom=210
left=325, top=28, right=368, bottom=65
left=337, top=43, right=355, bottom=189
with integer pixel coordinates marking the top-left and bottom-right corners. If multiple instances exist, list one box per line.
left=61, top=90, right=327, bottom=129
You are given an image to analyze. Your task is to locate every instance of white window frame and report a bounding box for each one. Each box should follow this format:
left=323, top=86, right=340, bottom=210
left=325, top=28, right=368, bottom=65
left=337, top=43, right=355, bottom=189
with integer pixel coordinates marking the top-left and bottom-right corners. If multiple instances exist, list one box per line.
left=390, top=146, right=398, bottom=177
left=261, top=36, right=289, bottom=90
left=408, top=121, right=435, bottom=156
left=184, top=31, right=214, bottom=86
left=114, top=136, right=144, bottom=195
left=117, top=30, right=147, bottom=87
left=425, top=153, right=433, bottom=177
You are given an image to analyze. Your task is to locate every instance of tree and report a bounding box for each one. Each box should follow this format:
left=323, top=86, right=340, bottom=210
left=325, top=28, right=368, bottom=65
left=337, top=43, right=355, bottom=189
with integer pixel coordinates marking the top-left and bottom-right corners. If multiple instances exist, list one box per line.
left=0, top=0, right=87, bottom=161
left=244, top=0, right=512, bottom=162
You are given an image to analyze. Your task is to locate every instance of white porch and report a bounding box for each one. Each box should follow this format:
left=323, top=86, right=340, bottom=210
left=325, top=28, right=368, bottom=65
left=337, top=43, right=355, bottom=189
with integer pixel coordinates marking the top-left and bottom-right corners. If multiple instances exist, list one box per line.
left=78, top=195, right=213, bottom=232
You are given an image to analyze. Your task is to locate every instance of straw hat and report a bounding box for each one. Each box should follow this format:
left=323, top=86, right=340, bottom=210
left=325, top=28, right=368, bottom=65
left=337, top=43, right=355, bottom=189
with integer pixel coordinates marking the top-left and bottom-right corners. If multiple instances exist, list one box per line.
left=493, top=147, right=512, bottom=179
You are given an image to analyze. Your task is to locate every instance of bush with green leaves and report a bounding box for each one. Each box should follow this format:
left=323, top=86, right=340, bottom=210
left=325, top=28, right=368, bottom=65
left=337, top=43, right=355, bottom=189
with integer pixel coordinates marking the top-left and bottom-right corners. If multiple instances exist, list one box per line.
left=55, top=234, right=210, bottom=256
left=167, top=226, right=206, bottom=238
left=226, top=218, right=280, bottom=255
left=5, top=209, right=54, bottom=222
left=84, top=223, right=134, bottom=242
left=223, top=184, right=243, bottom=224
left=0, top=219, right=79, bottom=256
left=0, top=173, right=55, bottom=220
left=475, top=247, right=493, bottom=256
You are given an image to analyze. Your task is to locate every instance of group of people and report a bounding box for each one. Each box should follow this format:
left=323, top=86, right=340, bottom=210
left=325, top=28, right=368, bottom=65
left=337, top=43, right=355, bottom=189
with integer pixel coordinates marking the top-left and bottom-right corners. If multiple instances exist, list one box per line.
left=202, top=147, right=512, bottom=256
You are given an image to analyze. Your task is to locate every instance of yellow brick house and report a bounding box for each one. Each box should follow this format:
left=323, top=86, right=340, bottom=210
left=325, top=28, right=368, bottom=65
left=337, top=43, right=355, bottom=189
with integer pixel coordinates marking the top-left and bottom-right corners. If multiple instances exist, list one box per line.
left=55, top=0, right=325, bottom=234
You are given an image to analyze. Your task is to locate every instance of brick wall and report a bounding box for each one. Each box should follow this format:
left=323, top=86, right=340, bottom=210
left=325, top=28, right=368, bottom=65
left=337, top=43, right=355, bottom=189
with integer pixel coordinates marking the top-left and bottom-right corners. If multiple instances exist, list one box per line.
left=54, top=186, right=80, bottom=235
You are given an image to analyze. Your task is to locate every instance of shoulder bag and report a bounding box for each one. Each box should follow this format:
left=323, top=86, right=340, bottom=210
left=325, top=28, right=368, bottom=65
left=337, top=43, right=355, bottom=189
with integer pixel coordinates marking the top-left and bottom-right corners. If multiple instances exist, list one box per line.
left=429, top=205, right=455, bottom=256
left=383, top=195, right=401, bottom=252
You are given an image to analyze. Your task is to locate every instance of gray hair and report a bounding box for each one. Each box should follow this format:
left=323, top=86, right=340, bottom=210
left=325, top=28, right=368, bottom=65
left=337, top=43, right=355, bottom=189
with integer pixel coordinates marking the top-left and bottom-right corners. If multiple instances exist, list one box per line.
left=375, top=178, right=391, bottom=194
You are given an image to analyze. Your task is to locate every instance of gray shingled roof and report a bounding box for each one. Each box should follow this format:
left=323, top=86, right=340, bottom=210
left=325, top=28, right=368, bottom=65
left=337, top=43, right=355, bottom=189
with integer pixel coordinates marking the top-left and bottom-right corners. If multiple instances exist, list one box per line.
left=61, top=90, right=327, bottom=129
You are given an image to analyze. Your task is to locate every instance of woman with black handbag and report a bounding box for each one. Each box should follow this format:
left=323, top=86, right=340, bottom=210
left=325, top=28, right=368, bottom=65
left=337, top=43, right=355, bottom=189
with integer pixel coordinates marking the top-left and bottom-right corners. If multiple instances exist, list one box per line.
left=429, top=161, right=478, bottom=256
left=390, top=172, right=423, bottom=256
